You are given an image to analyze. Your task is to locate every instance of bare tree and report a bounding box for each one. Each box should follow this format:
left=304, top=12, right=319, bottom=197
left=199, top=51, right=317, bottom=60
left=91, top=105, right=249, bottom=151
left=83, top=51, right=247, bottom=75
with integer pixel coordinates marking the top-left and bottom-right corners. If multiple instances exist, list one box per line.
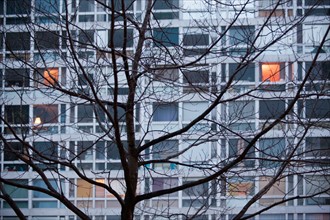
left=0, top=0, right=329, bottom=219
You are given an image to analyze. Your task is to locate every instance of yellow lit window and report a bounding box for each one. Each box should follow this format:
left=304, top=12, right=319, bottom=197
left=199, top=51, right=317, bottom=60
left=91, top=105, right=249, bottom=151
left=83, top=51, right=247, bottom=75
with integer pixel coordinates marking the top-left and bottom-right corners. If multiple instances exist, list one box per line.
left=44, top=68, right=58, bottom=85
left=261, top=63, right=281, bottom=82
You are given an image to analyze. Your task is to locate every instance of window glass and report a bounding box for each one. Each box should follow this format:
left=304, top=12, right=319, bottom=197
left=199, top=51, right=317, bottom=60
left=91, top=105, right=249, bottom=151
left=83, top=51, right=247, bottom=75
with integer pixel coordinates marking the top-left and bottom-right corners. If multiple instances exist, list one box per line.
left=96, top=141, right=106, bottom=159
left=5, top=69, right=29, bottom=87
left=259, top=177, right=285, bottom=196
left=7, top=0, right=31, bottom=14
left=228, top=177, right=255, bottom=196
left=152, top=140, right=178, bottom=160
left=95, top=179, right=105, bottom=197
left=35, top=31, right=59, bottom=50
left=153, top=68, right=179, bottom=82
left=77, top=179, right=93, bottom=197
left=4, top=142, right=26, bottom=161
left=228, top=101, right=255, bottom=120
left=229, top=63, right=255, bottom=82
left=152, top=178, right=178, bottom=196
left=258, top=214, right=286, bottom=220
left=182, top=70, right=209, bottom=84
left=35, top=0, right=60, bottom=13
left=108, top=105, right=126, bottom=122
left=305, top=137, right=330, bottom=157
left=182, top=140, right=209, bottom=162
left=183, top=34, right=209, bottom=46
left=5, top=32, right=30, bottom=51
left=108, top=29, right=134, bottom=48
left=4, top=180, right=28, bottom=198
left=5, top=105, right=29, bottom=124
left=77, top=141, right=93, bottom=160
left=79, top=0, right=94, bottom=12
left=305, top=61, right=330, bottom=80
left=153, top=28, right=179, bottom=46
left=33, top=179, right=58, bottom=198
left=34, top=68, right=59, bottom=86
left=229, top=26, right=254, bottom=45
left=33, top=105, right=58, bottom=124
left=306, top=214, right=330, bottom=220
left=77, top=104, right=94, bottom=123
left=259, top=138, right=285, bottom=167
left=305, top=99, right=330, bottom=119
left=106, top=179, right=126, bottom=198
left=78, top=30, right=94, bottom=48
left=107, top=141, right=123, bottom=160
left=113, top=0, right=134, bottom=11
left=33, top=142, right=58, bottom=160
left=228, top=139, right=255, bottom=167
left=259, top=100, right=285, bottom=119
left=182, top=102, right=208, bottom=121
left=153, top=103, right=178, bottom=121
left=305, top=175, right=330, bottom=195
left=182, top=179, right=208, bottom=197
left=154, top=0, right=179, bottom=10
left=261, top=63, right=285, bottom=82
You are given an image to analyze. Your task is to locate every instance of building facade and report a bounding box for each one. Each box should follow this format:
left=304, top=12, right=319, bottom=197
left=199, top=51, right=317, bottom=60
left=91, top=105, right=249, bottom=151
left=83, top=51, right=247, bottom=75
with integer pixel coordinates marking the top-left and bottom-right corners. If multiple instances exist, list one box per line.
left=0, top=0, right=330, bottom=219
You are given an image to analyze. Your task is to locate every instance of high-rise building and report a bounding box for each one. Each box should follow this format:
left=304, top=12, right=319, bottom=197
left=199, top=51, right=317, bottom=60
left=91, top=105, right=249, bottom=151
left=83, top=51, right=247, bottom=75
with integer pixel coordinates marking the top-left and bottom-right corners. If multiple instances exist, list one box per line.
left=0, top=0, right=329, bottom=219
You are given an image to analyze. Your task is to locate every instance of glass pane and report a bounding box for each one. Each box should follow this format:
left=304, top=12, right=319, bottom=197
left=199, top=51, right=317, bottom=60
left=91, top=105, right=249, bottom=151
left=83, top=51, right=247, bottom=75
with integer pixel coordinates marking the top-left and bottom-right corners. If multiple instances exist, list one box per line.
left=229, top=63, right=255, bottom=82
left=182, top=102, right=208, bottom=121
left=4, top=180, right=28, bottom=198
left=153, top=103, right=178, bottom=121
left=33, top=105, right=59, bottom=124
left=259, top=100, right=285, bottom=119
left=5, top=105, right=29, bottom=124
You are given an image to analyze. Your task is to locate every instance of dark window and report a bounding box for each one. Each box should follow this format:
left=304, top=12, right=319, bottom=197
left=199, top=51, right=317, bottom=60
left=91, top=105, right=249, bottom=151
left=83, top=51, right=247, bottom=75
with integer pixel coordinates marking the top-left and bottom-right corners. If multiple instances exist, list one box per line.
left=35, top=31, right=59, bottom=50
left=113, top=0, right=134, bottom=11
left=78, top=30, right=94, bottom=48
left=229, top=63, right=255, bottom=82
left=305, top=137, right=330, bottom=157
left=259, top=100, right=285, bottom=119
left=0, top=0, right=3, bottom=15
left=35, top=0, right=60, bottom=13
left=153, top=28, right=179, bottom=46
left=79, top=0, right=94, bottom=12
left=183, top=70, right=209, bottom=84
left=33, top=142, right=58, bottom=159
left=7, top=0, right=31, bottom=15
left=229, top=26, right=254, bottom=45
left=154, top=0, right=179, bottom=10
left=5, top=105, right=29, bottom=124
left=108, top=29, right=133, bottom=48
left=108, top=105, right=126, bottom=122
left=78, top=104, right=94, bottom=123
left=77, top=141, right=93, bottom=160
left=78, top=73, right=93, bottom=86
left=6, top=32, right=30, bottom=51
left=229, top=139, right=255, bottom=167
left=305, top=61, right=330, bottom=80
left=4, top=142, right=25, bottom=161
left=259, top=138, right=285, bottom=167
left=183, top=34, right=209, bottom=46
left=153, top=103, right=178, bottom=121
left=305, top=99, right=330, bottom=119
left=5, top=68, right=29, bottom=87
left=107, top=141, right=125, bottom=160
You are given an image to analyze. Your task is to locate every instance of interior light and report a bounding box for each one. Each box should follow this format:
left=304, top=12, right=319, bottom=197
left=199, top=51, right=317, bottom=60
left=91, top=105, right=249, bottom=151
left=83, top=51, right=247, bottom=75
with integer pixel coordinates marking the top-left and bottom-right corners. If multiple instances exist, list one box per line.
left=262, top=63, right=280, bottom=82
left=34, top=117, right=42, bottom=125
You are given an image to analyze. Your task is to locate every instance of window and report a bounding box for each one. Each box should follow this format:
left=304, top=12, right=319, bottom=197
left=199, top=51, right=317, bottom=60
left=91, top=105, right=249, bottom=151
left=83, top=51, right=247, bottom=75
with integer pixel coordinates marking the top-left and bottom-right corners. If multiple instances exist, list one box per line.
left=182, top=102, right=208, bottom=121
left=182, top=179, right=209, bottom=207
left=259, top=100, right=285, bottom=119
left=261, top=63, right=285, bottom=82
left=229, top=26, right=254, bottom=45
left=113, top=0, right=134, bottom=11
left=5, top=68, right=29, bottom=87
left=35, top=31, right=59, bottom=50
left=305, top=175, right=330, bottom=195
left=77, top=179, right=93, bottom=197
left=305, top=99, right=330, bottom=119
left=33, top=142, right=58, bottom=160
left=7, top=0, right=31, bottom=15
left=4, top=142, right=26, bottom=161
left=152, top=178, right=178, bottom=196
left=229, top=63, right=255, bottom=82
left=79, top=0, right=94, bottom=12
left=107, top=179, right=126, bottom=198
left=35, top=0, right=60, bottom=13
left=34, top=68, right=59, bottom=86
left=182, top=140, right=209, bottom=162
left=77, top=141, right=93, bottom=160
left=228, top=139, right=255, bottom=167
left=5, top=105, right=29, bottom=124
left=305, top=137, right=330, bottom=157
left=153, top=28, right=179, bottom=47
left=228, top=177, right=255, bottom=196
left=183, top=34, right=209, bottom=46
left=305, top=61, right=330, bottom=80
left=4, top=180, right=28, bottom=198
left=107, top=141, right=122, bottom=160
left=77, top=104, right=94, bottom=123
left=33, top=105, right=58, bottom=124
left=78, top=30, right=94, bottom=48
left=259, top=177, right=285, bottom=196
left=152, top=140, right=178, bottom=160
left=33, top=179, right=58, bottom=198
left=259, top=138, right=285, bottom=167
left=228, top=101, right=255, bottom=120
left=108, top=29, right=133, bottom=48
left=5, top=32, right=30, bottom=51
left=153, top=68, right=179, bottom=82
left=153, top=103, right=178, bottom=121
left=154, top=0, right=179, bottom=10
left=182, top=70, right=209, bottom=84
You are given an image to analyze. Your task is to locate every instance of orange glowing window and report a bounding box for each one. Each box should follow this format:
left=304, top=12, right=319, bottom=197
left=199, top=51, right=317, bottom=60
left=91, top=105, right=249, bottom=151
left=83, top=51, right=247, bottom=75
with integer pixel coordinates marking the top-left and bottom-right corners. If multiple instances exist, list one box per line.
left=261, top=63, right=281, bottom=82
left=43, top=68, right=58, bottom=85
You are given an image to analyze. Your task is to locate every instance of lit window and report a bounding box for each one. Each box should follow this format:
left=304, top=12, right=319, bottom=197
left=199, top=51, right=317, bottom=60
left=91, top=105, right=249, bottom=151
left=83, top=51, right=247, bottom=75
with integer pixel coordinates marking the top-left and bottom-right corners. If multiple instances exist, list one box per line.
left=77, top=179, right=93, bottom=198
left=34, top=68, right=59, bottom=87
left=261, top=63, right=284, bottom=82
left=228, top=177, right=255, bottom=196
left=259, top=177, right=285, bottom=196
left=33, top=105, right=58, bottom=124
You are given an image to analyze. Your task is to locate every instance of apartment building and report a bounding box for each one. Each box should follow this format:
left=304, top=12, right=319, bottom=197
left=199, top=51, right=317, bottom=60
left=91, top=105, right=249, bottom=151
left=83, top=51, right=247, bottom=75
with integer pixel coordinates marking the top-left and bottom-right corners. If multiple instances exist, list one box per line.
left=0, top=0, right=329, bottom=219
